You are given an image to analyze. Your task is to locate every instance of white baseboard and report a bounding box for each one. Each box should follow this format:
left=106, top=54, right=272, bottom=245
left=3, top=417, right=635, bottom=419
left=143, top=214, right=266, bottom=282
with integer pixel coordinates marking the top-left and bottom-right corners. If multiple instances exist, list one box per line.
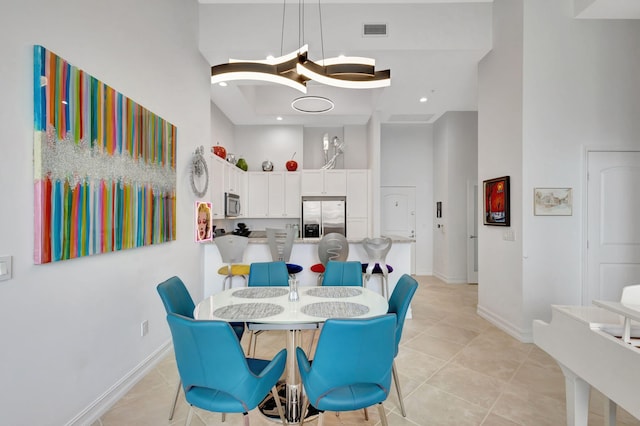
left=65, top=341, right=173, bottom=426
left=433, top=271, right=469, bottom=284
left=477, top=304, right=533, bottom=343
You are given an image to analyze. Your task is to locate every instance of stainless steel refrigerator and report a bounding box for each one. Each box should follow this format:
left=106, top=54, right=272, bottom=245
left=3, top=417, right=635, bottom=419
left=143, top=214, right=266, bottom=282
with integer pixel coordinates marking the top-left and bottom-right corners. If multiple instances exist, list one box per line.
left=301, top=196, right=346, bottom=238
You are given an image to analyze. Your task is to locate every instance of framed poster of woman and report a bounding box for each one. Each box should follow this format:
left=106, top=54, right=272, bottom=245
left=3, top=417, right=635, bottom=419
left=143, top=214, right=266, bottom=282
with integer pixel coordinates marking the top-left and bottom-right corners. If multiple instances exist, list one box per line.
left=195, top=201, right=213, bottom=242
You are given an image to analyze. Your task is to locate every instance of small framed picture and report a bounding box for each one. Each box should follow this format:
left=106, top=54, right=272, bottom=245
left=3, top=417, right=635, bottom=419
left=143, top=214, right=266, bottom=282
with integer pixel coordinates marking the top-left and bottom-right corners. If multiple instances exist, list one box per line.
left=484, top=176, right=510, bottom=226
left=195, top=201, right=213, bottom=242
left=534, top=188, right=572, bottom=216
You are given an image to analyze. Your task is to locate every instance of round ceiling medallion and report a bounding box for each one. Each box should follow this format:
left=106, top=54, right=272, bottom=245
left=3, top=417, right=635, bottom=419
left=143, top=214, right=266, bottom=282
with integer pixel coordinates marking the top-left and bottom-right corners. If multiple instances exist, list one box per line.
left=291, top=96, right=335, bottom=114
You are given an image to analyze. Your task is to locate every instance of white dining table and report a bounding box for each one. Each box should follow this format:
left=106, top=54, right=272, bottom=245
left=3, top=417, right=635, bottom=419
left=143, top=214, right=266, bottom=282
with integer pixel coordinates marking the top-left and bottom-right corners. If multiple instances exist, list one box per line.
left=194, top=285, right=389, bottom=425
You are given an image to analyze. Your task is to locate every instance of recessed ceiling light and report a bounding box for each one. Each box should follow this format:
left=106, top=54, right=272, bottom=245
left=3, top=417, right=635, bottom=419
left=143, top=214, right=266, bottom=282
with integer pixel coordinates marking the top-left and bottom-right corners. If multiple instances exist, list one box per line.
left=419, top=97, right=428, bottom=103
left=276, top=116, right=283, bottom=121
left=218, top=82, right=228, bottom=87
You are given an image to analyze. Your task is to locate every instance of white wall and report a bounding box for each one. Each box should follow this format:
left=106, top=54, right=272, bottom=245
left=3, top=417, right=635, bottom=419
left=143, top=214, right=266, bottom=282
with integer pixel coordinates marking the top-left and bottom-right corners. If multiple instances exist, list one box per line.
left=231, top=125, right=368, bottom=172
left=433, top=112, right=478, bottom=283
left=478, top=0, right=640, bottom=342
left=0, top=0, right=210, bottom=424
left=521, top=0, right=640, bottom=326
left=235, top=125, right=304, bottom=171
left=303, top=126, right=368, bottom=170
left=211, top=101, right=235, bottom=155
left=433, top=119, right=449, bottom=278
left=381, top=124, right=434, bottom=275
left=344, top=125, right=369, bottom=169
left=477, top=0, right=526, bottom=337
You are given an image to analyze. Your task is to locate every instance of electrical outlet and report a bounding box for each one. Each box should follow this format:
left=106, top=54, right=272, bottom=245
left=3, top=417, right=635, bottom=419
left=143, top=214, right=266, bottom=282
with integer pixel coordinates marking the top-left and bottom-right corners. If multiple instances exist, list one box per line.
left=141, top=320, right=149, bottom=337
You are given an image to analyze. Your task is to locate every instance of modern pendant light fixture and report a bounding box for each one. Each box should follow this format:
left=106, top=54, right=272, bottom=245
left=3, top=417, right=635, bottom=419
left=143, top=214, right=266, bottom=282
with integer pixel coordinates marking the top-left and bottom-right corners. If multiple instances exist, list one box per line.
left=210, top=0, right=391, bottom=93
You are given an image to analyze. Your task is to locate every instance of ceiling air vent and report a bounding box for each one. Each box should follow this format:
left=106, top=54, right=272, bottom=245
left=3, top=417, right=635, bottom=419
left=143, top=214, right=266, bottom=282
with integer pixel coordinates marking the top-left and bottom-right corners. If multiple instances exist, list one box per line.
left=363, top=23, right=387, bottom=37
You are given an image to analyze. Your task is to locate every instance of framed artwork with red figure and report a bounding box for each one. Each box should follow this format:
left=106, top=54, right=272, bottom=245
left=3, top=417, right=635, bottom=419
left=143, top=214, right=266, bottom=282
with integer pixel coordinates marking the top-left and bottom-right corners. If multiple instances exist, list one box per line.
left=484, top=176, right=510, bottom=226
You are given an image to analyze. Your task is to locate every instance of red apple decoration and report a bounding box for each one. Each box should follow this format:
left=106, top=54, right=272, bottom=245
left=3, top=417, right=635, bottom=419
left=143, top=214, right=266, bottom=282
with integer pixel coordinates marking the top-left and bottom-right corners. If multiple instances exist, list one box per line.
left=212, top=144, right=226, bottom=159
left=286, top=152, right=298, bottom=171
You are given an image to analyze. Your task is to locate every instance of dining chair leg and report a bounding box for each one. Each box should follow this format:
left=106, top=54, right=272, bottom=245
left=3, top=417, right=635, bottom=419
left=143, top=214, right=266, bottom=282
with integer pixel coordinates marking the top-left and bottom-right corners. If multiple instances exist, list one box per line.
left=169, top=379, right=181, bottom=420
left=185, top=406, right=194, bottom=426
left=363, top=407, right=369, bottom=420
left=271, top=385, right=286, bottom=423
left=221, top=413, right=226, bottom=422
left=306, top=329, right=317, bottom=356
left=246, top=330, right=255, bottom=356
left=247, top=330, right=263, bottom=357
left=242, top=413, right=250, bottom=426
left=392, top=361, right=407, bottom=416
left=377, top=403, right=389, bottom=426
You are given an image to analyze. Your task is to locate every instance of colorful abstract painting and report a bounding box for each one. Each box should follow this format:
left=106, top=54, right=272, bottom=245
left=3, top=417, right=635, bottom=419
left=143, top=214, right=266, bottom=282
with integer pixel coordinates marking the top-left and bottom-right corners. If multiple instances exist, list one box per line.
left=33, top=45, right=177, bottom=264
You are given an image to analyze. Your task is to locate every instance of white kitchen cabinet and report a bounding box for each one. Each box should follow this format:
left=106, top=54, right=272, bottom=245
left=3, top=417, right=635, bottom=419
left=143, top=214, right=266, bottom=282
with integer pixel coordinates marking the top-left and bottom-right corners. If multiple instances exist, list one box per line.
left=347, top=217, right=368, bottom=240
left=210, top=155, right=226, bottom=219
left=210, top=155, right=247, bottom=218
left=284, top=172, right=301, bottom=217
left=247, top=172, right=269, bottom=217
left=346, top=169, right=370, bottom=238
left=346, top=170, right=368, bottom=218
left=225, top=163, right=242, bottom=194
left=245, top=171, right=301, bottom=218
left=267, top=172, right=285, bottom=217
left=301, top=169, right=346, bottom=196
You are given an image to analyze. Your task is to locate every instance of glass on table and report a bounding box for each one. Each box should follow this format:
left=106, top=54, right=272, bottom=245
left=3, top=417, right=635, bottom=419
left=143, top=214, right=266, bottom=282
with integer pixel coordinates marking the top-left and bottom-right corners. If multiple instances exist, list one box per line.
left=288, top=277, right=299, bottom=302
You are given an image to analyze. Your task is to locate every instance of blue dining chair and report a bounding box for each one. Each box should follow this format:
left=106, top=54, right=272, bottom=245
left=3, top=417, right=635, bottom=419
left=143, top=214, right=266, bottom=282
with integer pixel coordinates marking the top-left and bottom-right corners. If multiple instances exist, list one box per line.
left=166, top=313, right=287, bottom=426
left=156, top=276, right=245, bottom=420
left=247, top=261, right=289, bottom=287
left=387, top=274, right=419, bottom=417
left=246, top=261, right=290, bottom=356
left=322, top=260, right=363, bottom=287
left=296, top=314, right=396, bottom=426
left=304, top=260, right=364, bottom=355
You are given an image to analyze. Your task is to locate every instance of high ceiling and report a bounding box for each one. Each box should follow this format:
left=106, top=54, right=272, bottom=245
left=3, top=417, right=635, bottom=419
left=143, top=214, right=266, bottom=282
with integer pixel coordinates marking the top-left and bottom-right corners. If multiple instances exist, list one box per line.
left=198, top=0, right=639, bottom=127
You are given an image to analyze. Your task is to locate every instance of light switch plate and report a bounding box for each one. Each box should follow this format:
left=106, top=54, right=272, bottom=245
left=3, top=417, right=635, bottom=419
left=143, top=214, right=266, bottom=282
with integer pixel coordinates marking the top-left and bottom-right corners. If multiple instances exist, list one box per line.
left=502, top=230, right=516, bottom=241
left=0, top=256, right=12, bottom=281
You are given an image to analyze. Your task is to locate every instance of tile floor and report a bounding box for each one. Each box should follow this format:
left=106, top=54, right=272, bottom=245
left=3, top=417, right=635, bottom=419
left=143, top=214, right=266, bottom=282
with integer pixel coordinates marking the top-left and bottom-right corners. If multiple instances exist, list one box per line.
left=95, top=276, right=640, bottom=426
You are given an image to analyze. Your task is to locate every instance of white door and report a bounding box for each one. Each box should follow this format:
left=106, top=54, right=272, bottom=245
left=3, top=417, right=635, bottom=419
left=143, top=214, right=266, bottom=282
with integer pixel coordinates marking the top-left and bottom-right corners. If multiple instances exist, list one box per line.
left=467, top=180, right=479, bottom=284
left=381, top=186, right=416, bottom=273
left=381, top=187, right=416, bottom=239
left=586, top=151, right=640, bottom=303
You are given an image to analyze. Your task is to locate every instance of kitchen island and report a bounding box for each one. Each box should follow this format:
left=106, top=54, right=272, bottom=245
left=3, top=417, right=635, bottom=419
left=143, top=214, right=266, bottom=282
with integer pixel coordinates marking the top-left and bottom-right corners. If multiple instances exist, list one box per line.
left=203, top=235, right=414, bottom=305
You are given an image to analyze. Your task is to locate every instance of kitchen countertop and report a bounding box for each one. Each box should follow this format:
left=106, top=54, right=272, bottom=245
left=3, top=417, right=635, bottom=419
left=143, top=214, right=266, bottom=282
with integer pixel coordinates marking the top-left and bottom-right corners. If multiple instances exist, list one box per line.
left=243, top=235, right=414, bottom=244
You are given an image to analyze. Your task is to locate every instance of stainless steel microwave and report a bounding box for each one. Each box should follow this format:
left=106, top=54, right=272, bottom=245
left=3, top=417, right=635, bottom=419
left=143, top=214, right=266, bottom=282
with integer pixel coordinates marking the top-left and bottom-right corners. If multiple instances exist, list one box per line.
left=225, top=192, right=241, bottom=217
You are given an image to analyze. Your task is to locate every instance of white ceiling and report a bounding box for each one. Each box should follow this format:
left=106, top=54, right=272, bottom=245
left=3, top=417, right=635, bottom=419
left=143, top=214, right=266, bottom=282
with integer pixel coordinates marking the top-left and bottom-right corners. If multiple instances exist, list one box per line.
left=198, top=0, right=640, bottom=127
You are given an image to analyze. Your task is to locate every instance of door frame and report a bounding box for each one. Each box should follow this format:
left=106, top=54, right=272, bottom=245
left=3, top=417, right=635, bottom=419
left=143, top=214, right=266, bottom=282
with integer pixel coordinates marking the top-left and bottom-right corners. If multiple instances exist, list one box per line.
left=467, top=179, right=479, bottom=284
